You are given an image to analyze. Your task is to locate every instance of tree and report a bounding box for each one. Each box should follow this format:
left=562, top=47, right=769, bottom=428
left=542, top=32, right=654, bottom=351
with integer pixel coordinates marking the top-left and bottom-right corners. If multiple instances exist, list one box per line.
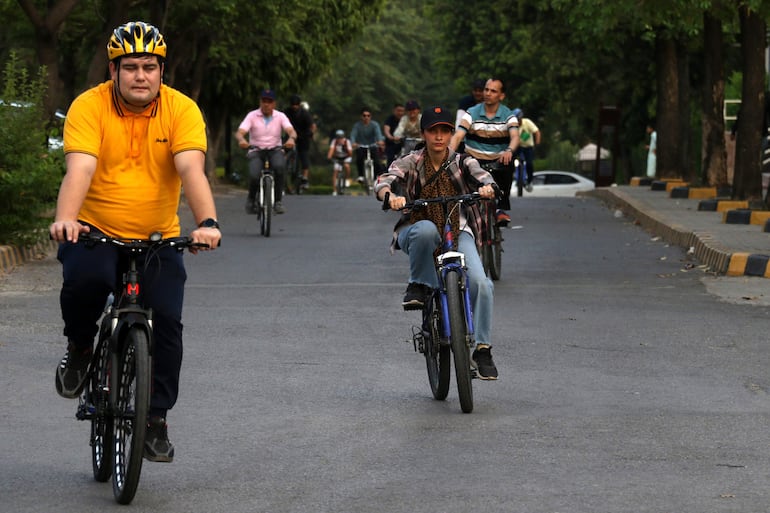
left=15, top=0, right=81, bottom=118
left=733, top=2, right=766, bottom=203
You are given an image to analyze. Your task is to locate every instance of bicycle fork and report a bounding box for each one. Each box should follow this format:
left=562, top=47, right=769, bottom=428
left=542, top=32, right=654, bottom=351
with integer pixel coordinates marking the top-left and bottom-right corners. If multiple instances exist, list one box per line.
left=438, top=262, right=475, bottom=345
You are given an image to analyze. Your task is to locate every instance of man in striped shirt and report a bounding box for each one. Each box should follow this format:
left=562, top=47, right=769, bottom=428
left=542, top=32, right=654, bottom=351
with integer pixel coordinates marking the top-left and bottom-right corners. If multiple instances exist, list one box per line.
left=449, top=78, right=519, bottom=224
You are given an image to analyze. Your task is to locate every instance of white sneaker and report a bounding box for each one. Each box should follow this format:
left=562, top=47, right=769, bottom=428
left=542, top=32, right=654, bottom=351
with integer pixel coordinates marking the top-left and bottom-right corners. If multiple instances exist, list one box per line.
left=525, top=183, right=533, bottom=193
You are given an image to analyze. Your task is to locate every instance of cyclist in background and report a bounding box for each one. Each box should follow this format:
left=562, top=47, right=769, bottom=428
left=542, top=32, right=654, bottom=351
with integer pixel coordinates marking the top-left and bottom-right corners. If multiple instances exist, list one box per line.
left=393, top=99, right=422, bottom=155
left=50, top=21, right=222, bottom=463
left=456, top=78, right=485, bottom=128
left=449, top=78, right=519, bottom=225
left=286, top=94, right=316, bottom=191
left=235, top=89, right=298, bottom=214
left=327, top=129, right=352, bottom=195
left=350, top=107, right=385, bottom=183
left=383, top=103, right=405, bottom=167
left=513, top=107, right=540, bottom=192
left=375, top=106, right=500, bottom=380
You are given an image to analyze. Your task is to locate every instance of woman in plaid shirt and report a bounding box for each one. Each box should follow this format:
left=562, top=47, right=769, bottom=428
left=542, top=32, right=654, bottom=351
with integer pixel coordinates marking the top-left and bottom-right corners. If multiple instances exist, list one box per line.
left=375, top=106, right=500, bottom=380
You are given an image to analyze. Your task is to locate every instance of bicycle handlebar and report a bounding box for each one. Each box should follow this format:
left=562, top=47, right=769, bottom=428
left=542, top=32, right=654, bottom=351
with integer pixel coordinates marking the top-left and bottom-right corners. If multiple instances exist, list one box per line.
left=381, top=191, right=484, bottom=212
left=78, top=231, right=209, bottom=251
left=247, top=145, right=284, bottom=152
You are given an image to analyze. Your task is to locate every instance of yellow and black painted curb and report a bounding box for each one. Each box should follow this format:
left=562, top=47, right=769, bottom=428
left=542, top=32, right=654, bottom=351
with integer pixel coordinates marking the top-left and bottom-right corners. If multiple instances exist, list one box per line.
left=670, top=186, right=718, bottom=200
left=698, top=199, right=749, bottom=212
left=727, top=253, right=770, bottom=277
left=0, top=240, right=58, bottom=274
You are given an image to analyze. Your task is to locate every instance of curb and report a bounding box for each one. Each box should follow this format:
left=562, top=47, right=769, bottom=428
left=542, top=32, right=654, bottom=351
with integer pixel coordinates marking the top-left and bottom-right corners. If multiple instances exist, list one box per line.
left=0, top=240, right=58, bottom=274
left=584, top=188, right=732, bottom=274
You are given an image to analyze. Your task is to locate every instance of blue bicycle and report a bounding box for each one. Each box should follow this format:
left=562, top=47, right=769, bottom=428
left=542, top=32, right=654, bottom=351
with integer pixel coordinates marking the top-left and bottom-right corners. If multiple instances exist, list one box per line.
left=383, top=192, right=481, bottom=413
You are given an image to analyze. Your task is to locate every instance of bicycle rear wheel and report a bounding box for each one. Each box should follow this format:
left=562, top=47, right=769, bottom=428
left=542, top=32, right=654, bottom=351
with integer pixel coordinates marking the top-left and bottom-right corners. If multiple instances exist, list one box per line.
left=260, top=175, right=273, bottom=237
left=112, top=327, right=150, bottom=505
left=90, top=336, right=113, bottom=482
left=335, top=166, right=346, bottom=195
left=445, top=270, right=473, bottom=413
left=424, top=299, right=450, bottom=400
left=516, top=165, right=524, bottom=197
left=488, top=222, right=502, bottom=281
left=289, top=153, right=302, bottom=195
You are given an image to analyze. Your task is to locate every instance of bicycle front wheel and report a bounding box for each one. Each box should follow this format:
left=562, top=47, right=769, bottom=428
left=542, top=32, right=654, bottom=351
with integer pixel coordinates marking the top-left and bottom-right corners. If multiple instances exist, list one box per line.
left=364, top=160, right=374, bottom=195
left=445, top=270, right=473, bottom=413
left=260, top=175, right=273, bottom=237
left=90, top=336, right=113, bottom=482
left=425, top=300, right=450, bottom=400
left=112, top=327, right=150, bottom=505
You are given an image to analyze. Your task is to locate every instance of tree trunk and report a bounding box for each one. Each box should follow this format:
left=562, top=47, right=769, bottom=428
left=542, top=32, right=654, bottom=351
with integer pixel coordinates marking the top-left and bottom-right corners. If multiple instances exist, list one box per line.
left=84, top=0, right=131, bottom=89
left=655, top=36, right=681, bottom=179
left=16, top=0, right=81, bottom=118
left=701, top=11, right=728, bottom=189
left=677, top=39, right=692, bottom=182
left=734, top=4, right=765, bottom=202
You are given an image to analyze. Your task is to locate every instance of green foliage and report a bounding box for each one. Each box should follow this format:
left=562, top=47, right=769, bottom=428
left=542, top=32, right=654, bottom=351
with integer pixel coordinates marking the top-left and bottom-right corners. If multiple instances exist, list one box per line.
left=299, top=1, right=456, bottom=140
left=0, top=52, right=63, bottom=246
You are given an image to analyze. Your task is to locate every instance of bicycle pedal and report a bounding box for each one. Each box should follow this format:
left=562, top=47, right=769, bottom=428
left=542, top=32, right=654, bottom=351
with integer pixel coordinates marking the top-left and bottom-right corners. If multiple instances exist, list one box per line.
left=470, top=368, right=479, bottom=379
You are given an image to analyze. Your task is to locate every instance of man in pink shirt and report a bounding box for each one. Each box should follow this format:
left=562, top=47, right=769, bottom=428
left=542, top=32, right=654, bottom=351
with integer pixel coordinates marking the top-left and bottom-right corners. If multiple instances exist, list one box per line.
left=235, top=89, right=297, bottom=214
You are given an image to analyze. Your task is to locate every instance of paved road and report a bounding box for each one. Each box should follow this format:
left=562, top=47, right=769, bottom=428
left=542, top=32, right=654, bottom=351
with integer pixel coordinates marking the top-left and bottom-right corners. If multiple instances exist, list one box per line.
left=2, top=189, right=770, bottom=512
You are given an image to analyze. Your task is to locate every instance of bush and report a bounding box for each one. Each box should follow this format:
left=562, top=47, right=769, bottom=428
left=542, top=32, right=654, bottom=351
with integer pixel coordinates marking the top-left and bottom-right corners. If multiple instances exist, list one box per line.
left=0, top=53, right=63, bottom=246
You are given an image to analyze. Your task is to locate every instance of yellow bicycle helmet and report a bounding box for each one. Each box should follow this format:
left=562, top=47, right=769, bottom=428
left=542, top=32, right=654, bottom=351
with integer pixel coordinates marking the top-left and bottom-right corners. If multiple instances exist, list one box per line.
left=107, top=21, right=167, bottom=61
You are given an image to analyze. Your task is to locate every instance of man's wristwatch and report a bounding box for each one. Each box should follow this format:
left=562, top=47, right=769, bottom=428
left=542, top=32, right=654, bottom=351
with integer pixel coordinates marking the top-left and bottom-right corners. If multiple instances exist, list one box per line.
left=198, top=218, right=220, bottom=229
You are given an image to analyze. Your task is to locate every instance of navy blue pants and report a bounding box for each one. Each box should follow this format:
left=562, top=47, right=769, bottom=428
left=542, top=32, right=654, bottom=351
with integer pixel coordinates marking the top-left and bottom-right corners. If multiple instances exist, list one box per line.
left=58, top=238, right=187, bottom=416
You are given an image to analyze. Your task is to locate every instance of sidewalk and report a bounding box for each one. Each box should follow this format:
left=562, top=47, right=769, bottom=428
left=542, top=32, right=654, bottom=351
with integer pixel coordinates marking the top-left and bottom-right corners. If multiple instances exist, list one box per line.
left=583, top=182, right=770, bottom=278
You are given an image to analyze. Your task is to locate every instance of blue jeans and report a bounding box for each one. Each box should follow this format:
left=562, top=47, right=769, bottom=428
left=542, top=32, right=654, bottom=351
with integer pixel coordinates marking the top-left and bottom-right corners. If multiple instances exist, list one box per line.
left=397, top=220, right=494, bottom=346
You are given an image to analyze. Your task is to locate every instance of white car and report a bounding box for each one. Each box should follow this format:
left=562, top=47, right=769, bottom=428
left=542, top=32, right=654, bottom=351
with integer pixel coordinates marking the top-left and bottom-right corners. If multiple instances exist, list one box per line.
left=512, top=171, right=595, bottom=198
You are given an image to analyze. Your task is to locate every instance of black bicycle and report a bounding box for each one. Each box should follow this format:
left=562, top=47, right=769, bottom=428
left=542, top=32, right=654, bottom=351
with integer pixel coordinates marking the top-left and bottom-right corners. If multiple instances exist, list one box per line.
left=74, top=231, right=207, bottom=504
left=478, top=161, right=505, bottom=280
left=383, top=192, right=482, bottom=413
left=285, top=146, right=303, bottom=195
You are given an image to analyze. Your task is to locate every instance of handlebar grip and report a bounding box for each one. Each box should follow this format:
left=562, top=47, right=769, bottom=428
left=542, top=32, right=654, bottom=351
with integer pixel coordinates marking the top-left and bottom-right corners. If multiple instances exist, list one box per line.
left=381, top=192, right=391, bottom=211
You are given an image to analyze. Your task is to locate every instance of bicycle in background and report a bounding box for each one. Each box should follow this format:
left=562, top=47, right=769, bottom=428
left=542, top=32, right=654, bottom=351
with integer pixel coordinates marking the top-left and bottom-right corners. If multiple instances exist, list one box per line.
left=247, top=145, right=281, bottom=237
left=285, top=146, right=303, bottom=195
left=513, top=156, right=529, bottom=197
left=73, top=231, right=208, bottom=504
left=360, top=144, right=378, bottom=195
left=383, top=192, right=481, bottom=413
left=331, top=157, right=349, bottom=196
left=399, top=137, right=423, bottom=157
left=478, top=161, right=505, bottom=280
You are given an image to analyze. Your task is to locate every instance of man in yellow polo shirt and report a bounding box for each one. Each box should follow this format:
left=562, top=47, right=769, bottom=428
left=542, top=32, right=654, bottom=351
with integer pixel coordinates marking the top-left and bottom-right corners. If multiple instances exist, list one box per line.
left=49, top=21, right=221, bottom=463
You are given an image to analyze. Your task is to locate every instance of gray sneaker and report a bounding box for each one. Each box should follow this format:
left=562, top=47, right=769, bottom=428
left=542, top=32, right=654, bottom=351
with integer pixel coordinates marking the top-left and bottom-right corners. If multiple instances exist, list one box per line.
left=144, top=417, right=175, bottom=463
left=274, top=202, right=285, bottom=214
left=55, top=341, right=92, bottom=398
